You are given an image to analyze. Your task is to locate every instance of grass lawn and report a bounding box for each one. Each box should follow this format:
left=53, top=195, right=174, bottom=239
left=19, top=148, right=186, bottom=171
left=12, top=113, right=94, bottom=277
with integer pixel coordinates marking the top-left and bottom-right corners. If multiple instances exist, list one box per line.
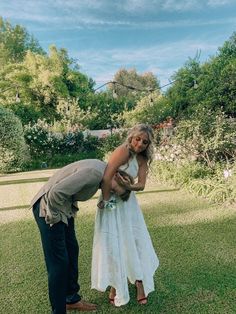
left=0, top=185, right=236, bottom=314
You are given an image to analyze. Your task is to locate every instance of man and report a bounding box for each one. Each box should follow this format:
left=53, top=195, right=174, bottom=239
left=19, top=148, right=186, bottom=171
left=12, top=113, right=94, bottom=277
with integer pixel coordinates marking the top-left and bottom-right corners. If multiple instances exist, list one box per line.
left=31, top=159, right=131, bottom=314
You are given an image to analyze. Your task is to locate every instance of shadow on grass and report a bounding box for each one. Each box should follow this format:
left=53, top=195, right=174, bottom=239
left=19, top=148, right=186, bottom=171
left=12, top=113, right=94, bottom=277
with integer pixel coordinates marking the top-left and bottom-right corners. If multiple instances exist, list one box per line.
left=0, top=188, right=180, bottom=212
left=0, top=177, right=49, bottom=185
left=0, top=204, right=29, bottom=211
left=137, top=188, right=180, bottom=194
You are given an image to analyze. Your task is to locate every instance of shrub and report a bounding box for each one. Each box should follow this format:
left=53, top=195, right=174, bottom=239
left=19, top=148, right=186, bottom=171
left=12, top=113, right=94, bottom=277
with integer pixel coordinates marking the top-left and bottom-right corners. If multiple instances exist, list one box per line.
left=24, top=119, right=85, bottom=158
left=24, top=119, right=52, bottom=157
left=99, top=131, right=126, bottom=156
left=151, top=159, right=235, bottom=204
left=5, top=102, right=42, bottom=125
left=24, top=119, right=105, bottom=169
left=154, top=143, right=198, bottom=163
left=122, top=93, right=172, bottom=127
left=0, top=106, right=29, bottom=172
left=82, top=134, right=101, bottom=154
left=22, top=151, right=100, bottom=171
left=173, top=109, right=236, bottom=168
left=59, top=129, right=84, bottom=154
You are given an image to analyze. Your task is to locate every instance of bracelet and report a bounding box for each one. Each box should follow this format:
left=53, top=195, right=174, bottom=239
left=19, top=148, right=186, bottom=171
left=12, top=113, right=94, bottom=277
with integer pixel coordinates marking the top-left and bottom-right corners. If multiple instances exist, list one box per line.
left=103, top=199, right=117, bottom=210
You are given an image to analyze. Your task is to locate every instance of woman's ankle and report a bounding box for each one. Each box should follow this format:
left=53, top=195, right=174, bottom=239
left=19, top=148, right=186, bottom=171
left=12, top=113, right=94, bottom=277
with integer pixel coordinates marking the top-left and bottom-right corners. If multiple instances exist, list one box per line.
left=109, top=287, right=116, bottom=296
left=135, top=280, right=143, bottom=285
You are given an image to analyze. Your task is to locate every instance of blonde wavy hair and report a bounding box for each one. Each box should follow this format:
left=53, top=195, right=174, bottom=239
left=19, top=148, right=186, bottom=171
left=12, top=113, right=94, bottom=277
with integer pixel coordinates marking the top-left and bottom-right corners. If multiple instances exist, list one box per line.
left=125, top=124, right=154, bottom=164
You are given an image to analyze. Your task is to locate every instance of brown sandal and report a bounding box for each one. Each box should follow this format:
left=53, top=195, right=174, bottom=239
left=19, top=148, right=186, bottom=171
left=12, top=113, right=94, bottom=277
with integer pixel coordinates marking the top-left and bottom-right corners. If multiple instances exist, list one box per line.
left=109, top=298, right=115, bottom=305
left=135, top=280, right=148, bottom=305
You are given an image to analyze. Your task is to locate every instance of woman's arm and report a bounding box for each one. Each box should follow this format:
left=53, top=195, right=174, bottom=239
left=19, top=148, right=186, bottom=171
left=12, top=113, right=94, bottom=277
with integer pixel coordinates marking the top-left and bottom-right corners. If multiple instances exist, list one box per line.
left=101, top=145, right=130, bottom=201
left=116, top=156, right=148, bottom=192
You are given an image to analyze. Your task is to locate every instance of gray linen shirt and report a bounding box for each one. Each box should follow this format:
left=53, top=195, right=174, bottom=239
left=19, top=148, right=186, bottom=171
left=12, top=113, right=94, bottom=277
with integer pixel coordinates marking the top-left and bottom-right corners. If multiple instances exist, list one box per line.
left=30, top=159, right=106, bottom=225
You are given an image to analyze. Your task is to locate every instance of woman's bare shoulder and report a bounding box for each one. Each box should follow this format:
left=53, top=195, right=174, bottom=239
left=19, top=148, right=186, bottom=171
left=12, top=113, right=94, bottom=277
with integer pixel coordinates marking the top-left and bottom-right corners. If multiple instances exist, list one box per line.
left=108, top=144, right=130, bottom=165
left=113, top=144, right=129, bottom=155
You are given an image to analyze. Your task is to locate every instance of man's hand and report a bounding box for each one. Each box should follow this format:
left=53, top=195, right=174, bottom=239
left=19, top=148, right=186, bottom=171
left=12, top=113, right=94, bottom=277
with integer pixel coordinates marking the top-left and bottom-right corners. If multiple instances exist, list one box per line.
left=97, top=200, right=105, bottom=209
left=116, top=172, right=132, bottom=190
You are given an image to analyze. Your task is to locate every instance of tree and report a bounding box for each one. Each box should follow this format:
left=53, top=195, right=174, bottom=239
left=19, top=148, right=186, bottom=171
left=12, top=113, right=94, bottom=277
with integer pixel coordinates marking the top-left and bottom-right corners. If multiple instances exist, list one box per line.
left=0, top=45, right=94, bottom=122
left=166, top=32, right=236, bottom=118
left=165, top=58, right=201, bottom=118
left=108, top=68, right=160, bottom=101
left=196, top=32, right=236, bottom=116
left=0, top=17, right=44, bottom=63
left=83, top=92, right=127, bottom=130
left=122, top=92, right=172, bottom=126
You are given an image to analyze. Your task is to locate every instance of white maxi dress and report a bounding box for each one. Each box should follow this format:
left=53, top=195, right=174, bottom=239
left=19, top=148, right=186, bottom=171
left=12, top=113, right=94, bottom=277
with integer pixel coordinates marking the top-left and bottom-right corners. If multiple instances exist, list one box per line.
left=91, top=155, right=159, bottom=306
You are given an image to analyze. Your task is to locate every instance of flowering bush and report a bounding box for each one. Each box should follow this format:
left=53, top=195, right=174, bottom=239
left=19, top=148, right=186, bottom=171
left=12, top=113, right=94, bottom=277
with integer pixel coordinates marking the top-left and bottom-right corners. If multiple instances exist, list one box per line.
left=24, top=119, right=104, bottom=162
left=24, top=119, right=51, bottom=156
left=0, top=106, right=29, bottom=172
left=173, top=109, right=236, bottom=168
left=154, top=143, right=198, bottom=163
left=24, top=119, right=85, bottom=157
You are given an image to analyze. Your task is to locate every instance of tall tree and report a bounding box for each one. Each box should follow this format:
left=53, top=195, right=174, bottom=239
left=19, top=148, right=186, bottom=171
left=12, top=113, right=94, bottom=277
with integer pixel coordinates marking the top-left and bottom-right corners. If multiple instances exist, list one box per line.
left=0, top=17, right=44, bottom=63
left=108, top=68, right=160, bottom=100
left=166, top=32, right=236, bottom=118
left=0, top=44, right=94, bottom=122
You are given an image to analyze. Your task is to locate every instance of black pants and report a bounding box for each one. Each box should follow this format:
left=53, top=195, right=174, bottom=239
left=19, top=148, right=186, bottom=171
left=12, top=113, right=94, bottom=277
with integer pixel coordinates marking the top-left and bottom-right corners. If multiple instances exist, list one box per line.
left=33, top=201, right=81, bottom=314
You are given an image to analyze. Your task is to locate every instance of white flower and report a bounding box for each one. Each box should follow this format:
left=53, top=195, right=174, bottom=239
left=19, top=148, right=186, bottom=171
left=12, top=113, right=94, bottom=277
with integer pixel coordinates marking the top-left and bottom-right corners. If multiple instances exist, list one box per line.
left=223, top=169, right=232, bottom=179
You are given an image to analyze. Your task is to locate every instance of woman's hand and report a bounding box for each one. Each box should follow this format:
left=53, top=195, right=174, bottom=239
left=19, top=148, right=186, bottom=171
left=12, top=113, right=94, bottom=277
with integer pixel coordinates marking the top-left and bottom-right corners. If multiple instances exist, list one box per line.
left=116, top=173, right=133, bottom=190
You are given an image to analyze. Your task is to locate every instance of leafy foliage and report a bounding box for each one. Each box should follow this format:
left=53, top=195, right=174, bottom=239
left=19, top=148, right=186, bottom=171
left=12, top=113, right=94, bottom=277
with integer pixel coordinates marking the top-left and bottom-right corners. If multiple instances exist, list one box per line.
left=122, top=92, right=172, bottom=126
left=24, top=119, right=85, bottom=157
left=173, top=109, right=236, bottom=168
left=0, top=17, right=94, bottom=122
left=81, top=92, right=128, bottom=130
left=100, top=131, right=126, bottom=155
left=108, top=68, right=160, bottom=100
left=5, top=102, right=42, bottom=125
left=151, top=159, right=236, bottom=204
left=0, top=106, right=29, bottom=172
left=166, top=33, right=236, bottom=118
left=0, top=17, right=44, bottom=63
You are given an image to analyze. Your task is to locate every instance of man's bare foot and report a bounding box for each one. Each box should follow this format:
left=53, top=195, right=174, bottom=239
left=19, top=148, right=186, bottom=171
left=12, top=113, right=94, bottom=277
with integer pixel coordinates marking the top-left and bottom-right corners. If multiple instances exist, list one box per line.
left=135, top=280, right=147, bottom=305
left=109, top=287, right=116, bottom=305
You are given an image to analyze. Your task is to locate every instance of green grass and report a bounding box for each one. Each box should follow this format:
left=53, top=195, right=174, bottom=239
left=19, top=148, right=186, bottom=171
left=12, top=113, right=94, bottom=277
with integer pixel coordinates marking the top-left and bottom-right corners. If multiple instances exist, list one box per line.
left=0, top=187, right=236, bottom=314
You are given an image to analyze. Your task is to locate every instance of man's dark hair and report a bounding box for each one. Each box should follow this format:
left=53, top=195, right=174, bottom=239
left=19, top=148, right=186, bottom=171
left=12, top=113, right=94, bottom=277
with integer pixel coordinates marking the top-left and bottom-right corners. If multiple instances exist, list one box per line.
left=117, top=170, right=134, bottom=202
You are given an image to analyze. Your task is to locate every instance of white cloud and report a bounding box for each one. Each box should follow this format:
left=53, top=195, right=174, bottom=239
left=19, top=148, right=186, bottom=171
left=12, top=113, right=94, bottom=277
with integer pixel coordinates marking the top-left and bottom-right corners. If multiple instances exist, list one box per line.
left=2, top=6, right=235, bottom=32
left=1, top=0, right=235, bottom=29
left=161, top=0, right=200, bottom=12
left=207, top=0, right=234, bottom=7
left=120, top=0, right=151, bottom=13
left=71, top=38, right=219, bottom=87
left=120, top=0, right=235, bottom=13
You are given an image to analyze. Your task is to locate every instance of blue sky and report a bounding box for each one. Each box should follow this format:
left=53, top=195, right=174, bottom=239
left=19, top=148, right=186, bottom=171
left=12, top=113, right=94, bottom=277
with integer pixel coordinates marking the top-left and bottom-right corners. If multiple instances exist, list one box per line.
left=1, top=0, right=236, bottom=90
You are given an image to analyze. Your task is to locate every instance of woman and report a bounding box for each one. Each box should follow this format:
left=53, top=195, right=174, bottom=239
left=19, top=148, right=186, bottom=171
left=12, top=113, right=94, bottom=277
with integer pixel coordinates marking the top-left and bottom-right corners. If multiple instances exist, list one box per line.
left=91, top=124, right=159, bottom=307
